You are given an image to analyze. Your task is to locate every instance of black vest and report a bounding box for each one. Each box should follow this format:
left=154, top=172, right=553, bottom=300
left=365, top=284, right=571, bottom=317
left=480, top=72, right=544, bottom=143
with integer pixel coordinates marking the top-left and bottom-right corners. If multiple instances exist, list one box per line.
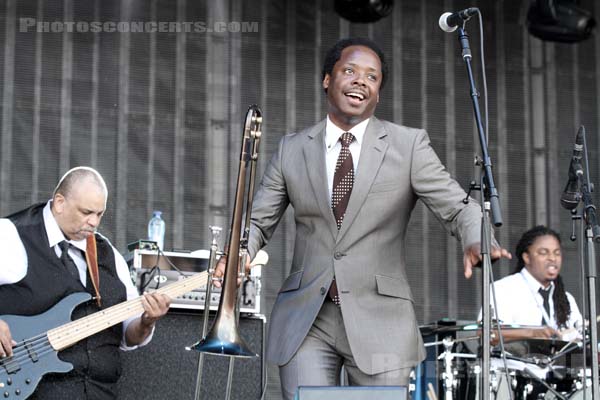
left=0, top=203, right=127, bottom=400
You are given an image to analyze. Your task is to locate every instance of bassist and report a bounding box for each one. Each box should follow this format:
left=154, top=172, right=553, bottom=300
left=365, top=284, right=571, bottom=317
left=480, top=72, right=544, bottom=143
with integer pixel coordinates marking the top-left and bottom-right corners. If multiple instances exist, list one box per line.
left=0, top=167, right=170, bottom=400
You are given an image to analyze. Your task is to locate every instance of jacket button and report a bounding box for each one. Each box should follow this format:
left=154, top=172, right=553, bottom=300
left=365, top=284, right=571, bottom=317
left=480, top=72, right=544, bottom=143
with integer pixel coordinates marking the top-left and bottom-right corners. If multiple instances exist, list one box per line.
left=320, top=287, right=327, bottom=295
left=334, top=252, right=343, bottom=260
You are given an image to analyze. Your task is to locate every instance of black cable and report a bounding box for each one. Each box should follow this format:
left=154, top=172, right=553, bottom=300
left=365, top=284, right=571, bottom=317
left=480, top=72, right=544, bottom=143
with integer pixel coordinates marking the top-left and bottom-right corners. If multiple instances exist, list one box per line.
left=137, top=248, right=191, bottom=293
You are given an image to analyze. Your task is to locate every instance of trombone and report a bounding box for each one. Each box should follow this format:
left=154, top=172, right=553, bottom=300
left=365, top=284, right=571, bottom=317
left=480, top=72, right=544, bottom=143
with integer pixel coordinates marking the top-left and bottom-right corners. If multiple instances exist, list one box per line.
left=187, top=105, right=263, bottom=398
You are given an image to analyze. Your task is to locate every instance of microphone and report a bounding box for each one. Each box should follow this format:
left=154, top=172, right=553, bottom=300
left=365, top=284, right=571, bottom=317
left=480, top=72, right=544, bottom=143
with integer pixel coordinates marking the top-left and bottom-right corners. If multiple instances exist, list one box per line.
left=438, top=7, right=479, bottom=33
left=560, top=126, right=585, bottom=210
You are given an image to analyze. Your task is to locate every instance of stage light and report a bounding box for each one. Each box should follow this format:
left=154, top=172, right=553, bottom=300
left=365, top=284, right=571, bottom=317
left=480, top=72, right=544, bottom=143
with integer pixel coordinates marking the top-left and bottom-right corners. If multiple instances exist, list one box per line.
left=526, top=0, right=596, bottom=43
left=334, top=0, right=393, bottom=23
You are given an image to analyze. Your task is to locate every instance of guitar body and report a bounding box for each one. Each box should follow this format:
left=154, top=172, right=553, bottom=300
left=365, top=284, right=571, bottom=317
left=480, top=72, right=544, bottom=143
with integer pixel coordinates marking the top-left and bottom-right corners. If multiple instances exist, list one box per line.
left=0, top=292, right=91, bottom=399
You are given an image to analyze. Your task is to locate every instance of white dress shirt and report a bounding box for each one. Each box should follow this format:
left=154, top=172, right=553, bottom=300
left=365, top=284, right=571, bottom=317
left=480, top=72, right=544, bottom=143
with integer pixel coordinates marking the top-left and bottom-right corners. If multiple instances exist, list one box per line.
left=0, top=201, right=150, bottom=349
left=485, top=268, right=582, bottom=331
left=325, top=116, right=370, bottom=198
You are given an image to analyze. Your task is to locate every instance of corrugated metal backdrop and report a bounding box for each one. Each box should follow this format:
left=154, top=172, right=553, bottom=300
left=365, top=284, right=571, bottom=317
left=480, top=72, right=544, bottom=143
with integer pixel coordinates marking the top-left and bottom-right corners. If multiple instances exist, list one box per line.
left=1, top=0, right=599, bottom=398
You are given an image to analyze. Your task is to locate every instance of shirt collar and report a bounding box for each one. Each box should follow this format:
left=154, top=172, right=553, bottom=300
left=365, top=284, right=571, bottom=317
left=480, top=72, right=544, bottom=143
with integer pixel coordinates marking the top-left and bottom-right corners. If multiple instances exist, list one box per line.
left=325, top=116, right=370, bottom=152
left=43, top=200, right=87, bottom=253
left=520, top=267, right=555, bottom=293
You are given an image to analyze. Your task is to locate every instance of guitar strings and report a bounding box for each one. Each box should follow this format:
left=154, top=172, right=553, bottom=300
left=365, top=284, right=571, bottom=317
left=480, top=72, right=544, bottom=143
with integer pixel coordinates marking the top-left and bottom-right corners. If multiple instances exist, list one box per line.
left=0, top=335, right=51, bottom=374
left=50, top=273, right=207, bottom=348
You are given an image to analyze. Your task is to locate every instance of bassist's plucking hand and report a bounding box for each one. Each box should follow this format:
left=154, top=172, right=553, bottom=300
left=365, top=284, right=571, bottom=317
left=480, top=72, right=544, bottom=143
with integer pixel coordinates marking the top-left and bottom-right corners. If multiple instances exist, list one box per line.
left=0, top=319, right=17, bottom=358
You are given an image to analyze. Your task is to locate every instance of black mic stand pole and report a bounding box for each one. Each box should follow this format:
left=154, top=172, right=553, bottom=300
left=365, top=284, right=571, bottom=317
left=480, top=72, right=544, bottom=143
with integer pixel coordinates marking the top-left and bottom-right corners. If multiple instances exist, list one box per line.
left=579, top=128, right=600, bottom=399
left=454, top=25, right=503, bottom=400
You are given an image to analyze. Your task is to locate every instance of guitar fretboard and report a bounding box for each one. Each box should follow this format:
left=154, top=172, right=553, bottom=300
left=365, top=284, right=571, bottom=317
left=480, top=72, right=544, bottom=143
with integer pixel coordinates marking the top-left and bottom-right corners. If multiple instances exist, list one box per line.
left=47, top=271, right=209, bottom=350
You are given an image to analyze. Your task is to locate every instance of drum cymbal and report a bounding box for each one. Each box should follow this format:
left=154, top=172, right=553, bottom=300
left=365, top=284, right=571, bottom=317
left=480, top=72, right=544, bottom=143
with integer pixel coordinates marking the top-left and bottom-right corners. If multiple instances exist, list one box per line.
left=498, top=338, right=571, bottom=358
left=419, top=321, right=479, bottom=336
left=419, top=321, right=537, bottom=336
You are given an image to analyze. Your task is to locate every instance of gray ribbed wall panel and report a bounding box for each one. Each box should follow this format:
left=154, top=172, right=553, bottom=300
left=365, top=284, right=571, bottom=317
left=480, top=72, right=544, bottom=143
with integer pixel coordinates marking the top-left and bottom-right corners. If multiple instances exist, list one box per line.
left=1, top=1, right=599, bottom=399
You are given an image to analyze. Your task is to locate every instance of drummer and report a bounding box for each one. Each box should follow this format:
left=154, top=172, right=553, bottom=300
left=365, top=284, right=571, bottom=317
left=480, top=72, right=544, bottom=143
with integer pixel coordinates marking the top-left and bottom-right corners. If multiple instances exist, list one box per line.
left=485, top=225, right=583, bottom=342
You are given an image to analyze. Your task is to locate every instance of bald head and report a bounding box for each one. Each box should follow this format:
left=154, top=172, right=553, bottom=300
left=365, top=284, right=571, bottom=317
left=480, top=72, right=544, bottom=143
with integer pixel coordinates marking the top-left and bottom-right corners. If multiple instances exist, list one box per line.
left=53, top=166, right=108, bottom=202
left=51, top=167, right=108, bottom=241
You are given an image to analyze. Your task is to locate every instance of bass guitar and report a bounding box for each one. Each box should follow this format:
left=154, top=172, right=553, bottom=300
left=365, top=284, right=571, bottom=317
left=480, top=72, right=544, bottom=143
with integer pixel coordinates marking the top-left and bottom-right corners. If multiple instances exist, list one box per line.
left=0, top=271, right=208, bottom=399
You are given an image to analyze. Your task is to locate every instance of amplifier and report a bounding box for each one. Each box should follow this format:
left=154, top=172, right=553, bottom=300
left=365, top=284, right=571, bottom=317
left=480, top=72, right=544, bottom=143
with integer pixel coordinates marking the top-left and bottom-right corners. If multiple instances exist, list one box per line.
left=130, top=249, right=262, bottom=314
left=118, top=310, right=265, bottom=400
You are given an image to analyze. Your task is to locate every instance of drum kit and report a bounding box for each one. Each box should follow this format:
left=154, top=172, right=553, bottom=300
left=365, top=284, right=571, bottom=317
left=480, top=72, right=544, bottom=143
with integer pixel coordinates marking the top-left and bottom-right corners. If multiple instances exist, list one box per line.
left=412, top=322, right=596, bottom=400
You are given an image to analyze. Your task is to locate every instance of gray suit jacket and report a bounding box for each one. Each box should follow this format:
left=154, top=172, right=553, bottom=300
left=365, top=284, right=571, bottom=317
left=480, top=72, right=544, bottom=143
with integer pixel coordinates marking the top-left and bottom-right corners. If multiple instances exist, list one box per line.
left=248, top=117, right=482, bottom=375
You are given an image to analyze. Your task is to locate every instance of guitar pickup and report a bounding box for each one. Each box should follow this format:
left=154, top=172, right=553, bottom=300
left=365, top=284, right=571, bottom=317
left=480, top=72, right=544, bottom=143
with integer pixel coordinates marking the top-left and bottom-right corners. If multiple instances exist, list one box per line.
left=25, top=342, right=38, bottom=363
left=2, top=357, right=20, bottom=374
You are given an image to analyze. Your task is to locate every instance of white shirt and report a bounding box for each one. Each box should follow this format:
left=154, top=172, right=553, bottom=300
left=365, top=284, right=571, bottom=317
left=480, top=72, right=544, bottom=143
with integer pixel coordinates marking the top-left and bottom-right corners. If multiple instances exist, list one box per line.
left=483, top=268, right=582, bottom=331
left=325, top=116, right=370, bottom=198
left=482, top=269, right=583, bottom=377
left=0, top=201, right=150, bottom=349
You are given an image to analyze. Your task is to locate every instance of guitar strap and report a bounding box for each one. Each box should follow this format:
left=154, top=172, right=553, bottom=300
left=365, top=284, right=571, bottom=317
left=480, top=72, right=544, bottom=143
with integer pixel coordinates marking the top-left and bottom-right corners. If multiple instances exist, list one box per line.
left=85, top=234, right=102, bottom=307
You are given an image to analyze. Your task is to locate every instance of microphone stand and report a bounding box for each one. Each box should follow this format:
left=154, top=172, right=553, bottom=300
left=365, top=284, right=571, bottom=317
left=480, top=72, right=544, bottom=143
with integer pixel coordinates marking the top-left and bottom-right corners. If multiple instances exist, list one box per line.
left=579, top=128, right=600, bottom=399
left=454, top=24, right=503, bottom=400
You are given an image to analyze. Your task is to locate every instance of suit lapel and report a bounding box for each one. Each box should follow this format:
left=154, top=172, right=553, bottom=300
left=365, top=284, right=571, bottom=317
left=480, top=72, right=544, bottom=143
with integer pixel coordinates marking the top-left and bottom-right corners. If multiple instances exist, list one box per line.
left=303, top=120, right=338, bottom=239
left=337, top=117, right=388, bottom=243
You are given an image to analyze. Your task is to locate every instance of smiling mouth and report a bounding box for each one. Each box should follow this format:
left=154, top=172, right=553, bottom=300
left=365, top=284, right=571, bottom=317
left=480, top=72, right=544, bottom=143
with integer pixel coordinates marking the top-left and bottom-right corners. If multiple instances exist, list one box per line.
left=344, top=91, right=366, bottom=101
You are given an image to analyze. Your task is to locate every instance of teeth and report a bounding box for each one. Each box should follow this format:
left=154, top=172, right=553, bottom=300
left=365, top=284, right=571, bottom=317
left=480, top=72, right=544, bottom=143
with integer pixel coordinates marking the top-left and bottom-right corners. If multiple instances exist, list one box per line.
left=346, top=92, right=364, bottom=100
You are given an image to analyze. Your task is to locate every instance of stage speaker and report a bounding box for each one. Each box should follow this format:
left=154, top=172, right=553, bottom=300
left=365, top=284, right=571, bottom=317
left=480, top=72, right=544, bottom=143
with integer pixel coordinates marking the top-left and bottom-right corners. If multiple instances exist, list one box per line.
left=296, top=386, right=407, bottom=400
left=117, top=310, right=265, bottom=400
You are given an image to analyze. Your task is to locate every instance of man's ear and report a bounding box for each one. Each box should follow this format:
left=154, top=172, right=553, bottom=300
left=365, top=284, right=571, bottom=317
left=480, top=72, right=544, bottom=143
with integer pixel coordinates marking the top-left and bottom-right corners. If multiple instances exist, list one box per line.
left=322, top=74, right=330, bottom=91
left=53, top=194, right=66, bottom=214
left=522, top=252, right=530, bottom=266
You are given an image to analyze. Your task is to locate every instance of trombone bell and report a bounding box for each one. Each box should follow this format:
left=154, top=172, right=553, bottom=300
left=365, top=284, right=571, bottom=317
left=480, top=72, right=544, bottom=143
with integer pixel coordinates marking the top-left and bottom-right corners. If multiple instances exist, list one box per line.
left=188, top=313, right=257, bottom=357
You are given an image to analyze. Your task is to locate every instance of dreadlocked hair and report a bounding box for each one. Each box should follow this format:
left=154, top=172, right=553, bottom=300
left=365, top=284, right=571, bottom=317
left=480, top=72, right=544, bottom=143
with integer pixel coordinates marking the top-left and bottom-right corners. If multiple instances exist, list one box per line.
left=513, top=225, right=571, bottom=329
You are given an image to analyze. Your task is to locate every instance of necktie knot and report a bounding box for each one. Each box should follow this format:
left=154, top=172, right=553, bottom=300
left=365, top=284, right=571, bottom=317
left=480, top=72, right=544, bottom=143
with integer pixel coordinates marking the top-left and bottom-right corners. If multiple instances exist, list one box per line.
left=340, top=132, right=354, bottom=148
left=59, top=240, right=70, bottom=253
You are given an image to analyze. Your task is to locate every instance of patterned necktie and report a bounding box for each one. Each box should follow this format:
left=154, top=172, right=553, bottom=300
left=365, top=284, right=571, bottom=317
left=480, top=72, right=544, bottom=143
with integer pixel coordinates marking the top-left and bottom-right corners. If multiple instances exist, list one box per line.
left=59, top=240, right=81, bottom=281
left=329, top=132, right=355, bottom=306
left=539, top=287, right=551, bottom=325
left=331, top=132, right=355, bottom=230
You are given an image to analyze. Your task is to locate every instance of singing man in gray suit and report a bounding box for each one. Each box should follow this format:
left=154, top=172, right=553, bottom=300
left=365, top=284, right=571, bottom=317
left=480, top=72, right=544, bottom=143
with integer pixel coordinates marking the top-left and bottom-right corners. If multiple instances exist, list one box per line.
left=217, top=37, right=510, bottom=399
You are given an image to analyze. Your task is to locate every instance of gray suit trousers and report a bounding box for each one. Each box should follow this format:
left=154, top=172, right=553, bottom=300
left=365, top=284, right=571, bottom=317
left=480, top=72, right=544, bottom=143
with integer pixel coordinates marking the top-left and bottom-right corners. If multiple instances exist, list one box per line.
left=279, top=300, right=412, bottom=400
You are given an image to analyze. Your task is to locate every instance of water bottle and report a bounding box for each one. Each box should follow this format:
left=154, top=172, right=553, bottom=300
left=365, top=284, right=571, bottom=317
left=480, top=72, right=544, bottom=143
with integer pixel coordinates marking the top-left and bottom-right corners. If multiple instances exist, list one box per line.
left=147, top=211, right=165, bottom=250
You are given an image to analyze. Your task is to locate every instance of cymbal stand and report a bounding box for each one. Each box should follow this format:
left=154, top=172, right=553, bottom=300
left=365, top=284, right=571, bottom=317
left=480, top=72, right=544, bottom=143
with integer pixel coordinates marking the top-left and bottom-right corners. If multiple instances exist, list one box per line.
left=429, top=336, right=477, bottom=400
left=192, top=225, right=222, bottom=400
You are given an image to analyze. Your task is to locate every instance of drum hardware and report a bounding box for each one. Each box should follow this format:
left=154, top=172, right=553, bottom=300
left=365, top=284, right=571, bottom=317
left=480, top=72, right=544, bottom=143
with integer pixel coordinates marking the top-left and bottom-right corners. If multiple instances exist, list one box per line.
left=491, top=343, right=579, bottom=400
left=544, top=369, right=591, bottom=400
left=457, top=360, right=519, bottom=400
left=186, top=105, right=264, bottom=400
left=567, top=368, right=592, bottom=394
left=489, top=367, right=518, bottom=397
left=521, top=367, right=568, bottom=400
left=419, top=323, right=597, bottom=400
left=491, top=348, right=552, bottom=368
left=425, top=336, right=478, bottom=400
